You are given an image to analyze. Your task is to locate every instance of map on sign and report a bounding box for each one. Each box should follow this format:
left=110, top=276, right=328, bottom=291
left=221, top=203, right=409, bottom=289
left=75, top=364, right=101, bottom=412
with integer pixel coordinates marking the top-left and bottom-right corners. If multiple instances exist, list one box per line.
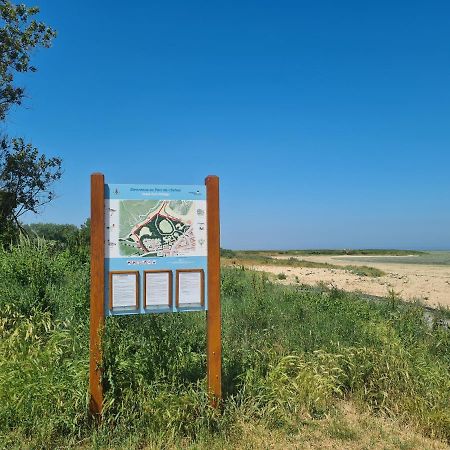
left=106, top=198, right=207, bottom=258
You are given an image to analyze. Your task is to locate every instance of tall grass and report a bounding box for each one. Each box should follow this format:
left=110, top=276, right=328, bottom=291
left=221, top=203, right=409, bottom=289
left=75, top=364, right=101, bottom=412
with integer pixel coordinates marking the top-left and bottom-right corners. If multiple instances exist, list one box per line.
left=0, top=239, right=449, bottom=448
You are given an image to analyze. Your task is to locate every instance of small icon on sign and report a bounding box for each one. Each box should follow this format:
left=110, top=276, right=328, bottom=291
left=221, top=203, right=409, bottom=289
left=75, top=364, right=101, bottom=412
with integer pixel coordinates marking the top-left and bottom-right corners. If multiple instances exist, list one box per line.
left=197, top=209, right=205, bottom=216
left=114, top=188, right=119, bottom=195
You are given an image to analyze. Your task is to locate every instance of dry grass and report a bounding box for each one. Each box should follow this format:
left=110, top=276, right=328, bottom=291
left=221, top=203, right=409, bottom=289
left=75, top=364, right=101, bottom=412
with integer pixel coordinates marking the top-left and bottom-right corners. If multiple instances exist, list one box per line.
left=140, top=402, right=450, bottom=450
left=222, top=255, right=386, bottom=277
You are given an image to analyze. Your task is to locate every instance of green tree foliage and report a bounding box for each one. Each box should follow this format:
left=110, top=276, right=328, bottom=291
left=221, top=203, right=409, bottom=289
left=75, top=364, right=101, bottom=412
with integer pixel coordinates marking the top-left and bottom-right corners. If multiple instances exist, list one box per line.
left=23, top=219, right=91, bottom=261
left=0, top=139, right=62, bottom=235
left=0, top=0, right=55, bottom=120
left=0, top=1, right=60, bottom=242
left=24, top=219, right=90, bottom=246
left=78, top=218, right=90, bottom=246
left=23, top=222, right=80, bottom=245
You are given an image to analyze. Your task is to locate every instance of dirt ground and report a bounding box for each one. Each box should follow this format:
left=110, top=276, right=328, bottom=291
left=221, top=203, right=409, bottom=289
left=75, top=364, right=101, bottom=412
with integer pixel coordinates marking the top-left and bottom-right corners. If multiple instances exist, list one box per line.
left=250, top=255, right=450, bottom=308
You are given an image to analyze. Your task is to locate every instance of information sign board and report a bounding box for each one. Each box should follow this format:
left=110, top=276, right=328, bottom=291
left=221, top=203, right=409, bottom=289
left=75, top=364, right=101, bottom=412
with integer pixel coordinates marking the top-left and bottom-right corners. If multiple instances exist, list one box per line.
left=89, top=174, right=221, bottom=416
left=104, top=184, right=208, bottom=315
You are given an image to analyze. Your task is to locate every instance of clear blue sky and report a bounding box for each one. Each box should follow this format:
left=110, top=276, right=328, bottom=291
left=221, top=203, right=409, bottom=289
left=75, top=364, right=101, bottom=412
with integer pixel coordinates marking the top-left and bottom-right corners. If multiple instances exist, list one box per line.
left=6, top=1, right=450, bottom=249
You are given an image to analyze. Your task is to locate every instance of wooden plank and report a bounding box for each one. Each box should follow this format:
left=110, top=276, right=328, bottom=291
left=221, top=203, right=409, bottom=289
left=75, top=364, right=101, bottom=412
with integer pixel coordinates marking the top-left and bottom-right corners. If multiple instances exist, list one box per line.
left=205, top=175, right=222, bottom=407
left=89, top=173, right=105, bottom=417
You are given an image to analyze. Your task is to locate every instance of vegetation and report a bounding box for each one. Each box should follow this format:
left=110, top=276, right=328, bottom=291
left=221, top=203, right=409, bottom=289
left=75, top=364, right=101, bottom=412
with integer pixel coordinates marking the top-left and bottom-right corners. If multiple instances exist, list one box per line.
left=0, top=238, right=449, bottom=449
left=0, top=1, right=61, bottom=242
left=222, top=253, right=386, bottom=277
left=236, top=249, right=427, bottom=256
left=23, top=221, right=90, bottom=249
left=220, top=247, right=237, bottom=258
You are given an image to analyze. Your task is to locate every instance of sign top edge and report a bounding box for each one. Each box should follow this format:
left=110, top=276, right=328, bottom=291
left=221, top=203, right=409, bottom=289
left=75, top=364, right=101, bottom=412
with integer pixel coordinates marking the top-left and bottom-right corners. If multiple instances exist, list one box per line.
left=105, top=183, right=206, bottom=200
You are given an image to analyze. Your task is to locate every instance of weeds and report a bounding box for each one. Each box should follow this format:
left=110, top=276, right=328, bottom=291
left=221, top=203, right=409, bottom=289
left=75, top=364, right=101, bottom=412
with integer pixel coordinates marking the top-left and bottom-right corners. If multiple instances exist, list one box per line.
left=0, top=239, right=449, bottom=448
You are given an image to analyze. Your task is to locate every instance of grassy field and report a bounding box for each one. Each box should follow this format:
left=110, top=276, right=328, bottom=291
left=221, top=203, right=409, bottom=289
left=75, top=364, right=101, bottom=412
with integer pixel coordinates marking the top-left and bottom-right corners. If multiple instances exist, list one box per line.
left=1, top=239, right=449, bottom=449
left=230, top=249, right=427, bottom=257
left=332, top=251, right=450, bottom=266
left=221, top=251, right=386, bottom=277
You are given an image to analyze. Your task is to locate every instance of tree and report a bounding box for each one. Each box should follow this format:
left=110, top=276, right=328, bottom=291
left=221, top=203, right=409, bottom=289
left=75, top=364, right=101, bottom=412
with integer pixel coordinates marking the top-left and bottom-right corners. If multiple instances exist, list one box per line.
left=0, top=0, right=60, bottom=241
left=23, top=218, right=90, bottom=248
left=23, top=222, right=78, bottom=242
left=0, top=137, right=62, bottom=232
left=0, top=0, right=56, bottom=121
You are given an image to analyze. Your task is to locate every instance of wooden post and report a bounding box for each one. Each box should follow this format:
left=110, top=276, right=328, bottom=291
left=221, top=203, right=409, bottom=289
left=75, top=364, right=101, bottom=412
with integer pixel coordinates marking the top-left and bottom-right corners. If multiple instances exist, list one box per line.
left=205, top=175, right=222, bottom=407
left=89, top=173, right=105, bottom=416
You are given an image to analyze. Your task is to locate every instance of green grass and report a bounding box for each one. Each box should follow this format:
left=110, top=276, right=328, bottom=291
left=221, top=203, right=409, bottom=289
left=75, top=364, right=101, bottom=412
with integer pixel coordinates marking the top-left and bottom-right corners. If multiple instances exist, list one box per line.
left=327, top=417, right=358, bottom=441
left=345, top=265, right=386, bottom=277
left=227, top=249, right=427, bottom=257
left=0, top=239, right=449, bottom=449
left=333, top=251, right=450, bottom=266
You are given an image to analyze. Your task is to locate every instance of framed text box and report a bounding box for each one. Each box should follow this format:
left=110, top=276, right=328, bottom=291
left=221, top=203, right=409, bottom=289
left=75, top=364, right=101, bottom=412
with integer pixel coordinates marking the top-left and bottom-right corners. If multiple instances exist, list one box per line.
left=144, top=270, right=173, bottom=309
left=109, top=271, right=139, bottom=310
left=176, top=269, right=205, bottom=308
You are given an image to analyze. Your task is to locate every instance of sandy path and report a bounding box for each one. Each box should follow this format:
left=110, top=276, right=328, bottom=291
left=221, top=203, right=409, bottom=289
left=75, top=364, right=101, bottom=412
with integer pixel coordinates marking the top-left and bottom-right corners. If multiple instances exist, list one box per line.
left=249, top=255, right=450, bottom=308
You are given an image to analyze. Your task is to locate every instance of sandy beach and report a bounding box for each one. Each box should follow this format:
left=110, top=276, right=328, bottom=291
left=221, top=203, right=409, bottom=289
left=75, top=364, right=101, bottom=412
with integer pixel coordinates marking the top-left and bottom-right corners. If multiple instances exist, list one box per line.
left=247, top=254, right=450, bottom=308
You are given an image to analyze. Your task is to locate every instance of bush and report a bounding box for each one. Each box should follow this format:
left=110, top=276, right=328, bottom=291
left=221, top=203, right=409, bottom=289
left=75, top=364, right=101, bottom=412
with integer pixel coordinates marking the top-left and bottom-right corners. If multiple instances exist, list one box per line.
left=220, top=248, right=237, bottom=258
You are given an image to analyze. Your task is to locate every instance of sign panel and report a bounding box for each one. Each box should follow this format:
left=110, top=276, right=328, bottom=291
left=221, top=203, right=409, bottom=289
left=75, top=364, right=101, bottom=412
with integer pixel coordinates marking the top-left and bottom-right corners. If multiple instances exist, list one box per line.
left=144, top=270, right=172, bottom=309
left=109, top=271, right=139, bottom=309
left=177, top=269, right=204, bottom=307
left=104, top=184, right=208, bottom=315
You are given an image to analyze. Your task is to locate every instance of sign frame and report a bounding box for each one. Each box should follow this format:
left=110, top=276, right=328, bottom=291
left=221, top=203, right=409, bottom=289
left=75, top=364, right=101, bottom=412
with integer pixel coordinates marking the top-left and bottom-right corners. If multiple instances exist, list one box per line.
left=89, top=173, right=222, bottom=417
left=109, top=271, right=139, bottom=310
left=175, top=269, right=205, bottom=308
left=144, top=269, right=173, bottom=309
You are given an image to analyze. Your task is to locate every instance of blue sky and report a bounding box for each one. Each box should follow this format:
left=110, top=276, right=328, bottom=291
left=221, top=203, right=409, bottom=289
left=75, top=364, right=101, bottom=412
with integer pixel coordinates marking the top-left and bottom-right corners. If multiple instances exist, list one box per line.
left=5, top=1, right=450, bottom=249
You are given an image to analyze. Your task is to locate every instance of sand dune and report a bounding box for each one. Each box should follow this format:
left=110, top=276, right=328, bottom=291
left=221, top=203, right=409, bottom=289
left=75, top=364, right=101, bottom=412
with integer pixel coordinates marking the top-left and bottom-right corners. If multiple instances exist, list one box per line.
left=252, top=254, right=450, bottom=308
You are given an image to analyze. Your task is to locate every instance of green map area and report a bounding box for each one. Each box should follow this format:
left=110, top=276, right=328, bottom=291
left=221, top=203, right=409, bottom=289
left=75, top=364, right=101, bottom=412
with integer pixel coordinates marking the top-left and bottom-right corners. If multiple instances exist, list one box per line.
left=118, top=200, right=196, bottom=257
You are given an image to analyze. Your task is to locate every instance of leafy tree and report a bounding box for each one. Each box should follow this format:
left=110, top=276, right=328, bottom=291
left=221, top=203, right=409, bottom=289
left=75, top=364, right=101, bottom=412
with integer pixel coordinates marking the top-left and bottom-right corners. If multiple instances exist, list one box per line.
left=1, top=138, right=62, bottom=233
left=24, top=219, right=90, bottom=247
left=0, top=0, right=60, bottom=242
left=23, top=222, right=79, bottom=245
left=79, top=218, right=90, bottom=246
left=0, top=0, right=56, bottom=120
left=23, top=219, right=91, bottom=263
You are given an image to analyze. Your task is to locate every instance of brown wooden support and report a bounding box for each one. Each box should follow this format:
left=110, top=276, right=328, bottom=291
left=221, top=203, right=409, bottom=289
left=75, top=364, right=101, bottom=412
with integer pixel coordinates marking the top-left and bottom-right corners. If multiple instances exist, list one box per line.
left=89, top=173, right=105, bottom=416
left=205, top=175, right=222, bottom=407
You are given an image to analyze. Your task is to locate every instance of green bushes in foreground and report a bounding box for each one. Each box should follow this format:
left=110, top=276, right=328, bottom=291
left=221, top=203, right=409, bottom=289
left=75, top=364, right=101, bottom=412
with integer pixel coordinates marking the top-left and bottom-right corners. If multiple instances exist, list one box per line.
left=0, top=239, right=449, bottom=448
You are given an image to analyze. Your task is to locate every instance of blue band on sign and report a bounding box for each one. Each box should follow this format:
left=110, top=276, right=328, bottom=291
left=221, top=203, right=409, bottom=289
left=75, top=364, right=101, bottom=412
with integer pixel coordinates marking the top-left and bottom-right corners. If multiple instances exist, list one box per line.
left=105, top=184, right=206, bottom=200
